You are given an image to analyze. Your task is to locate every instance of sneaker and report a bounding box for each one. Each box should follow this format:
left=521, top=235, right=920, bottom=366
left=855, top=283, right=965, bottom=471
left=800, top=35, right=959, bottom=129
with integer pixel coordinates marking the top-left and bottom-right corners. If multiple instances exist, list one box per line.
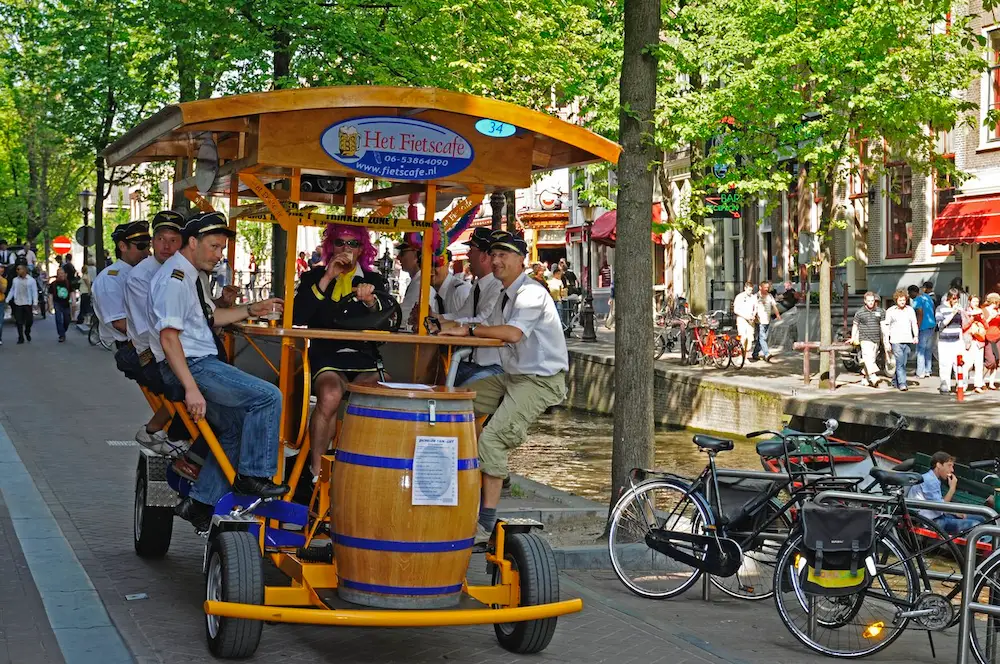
left=172, top=457, right=201, bottom=482
left=939, top=383, right=951, bottom=394
left=25, top=332, right=30, bottom=342
left=474, top=523, right=492, bottom=549
left=135, top=427, right=189, bottom=457
left=764, top=354, right=773, bottom=363
left=860, top=378, right=871, bottom=387
left=58, top=336, right=65, bottom=342
left=899, top=385, right=908, bottom=392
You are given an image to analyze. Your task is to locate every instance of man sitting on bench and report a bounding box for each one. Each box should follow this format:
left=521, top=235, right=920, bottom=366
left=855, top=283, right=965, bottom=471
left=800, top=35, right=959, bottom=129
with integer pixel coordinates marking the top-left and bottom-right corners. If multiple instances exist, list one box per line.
left=293, top=222, right=396, bottom=482
left=151, top=211, right=289, bottom=532
left=910, top=451, right=994, bottom=536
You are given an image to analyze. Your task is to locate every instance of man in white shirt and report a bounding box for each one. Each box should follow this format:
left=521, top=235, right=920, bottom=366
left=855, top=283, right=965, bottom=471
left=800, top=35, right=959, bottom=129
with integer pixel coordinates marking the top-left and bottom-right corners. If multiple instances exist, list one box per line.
left=440, top=231, right=568, bottom=546
left=9, top=262, right=37, bottom=343
left=431, top=250, right=472, bottom=316
left=883, top=288, right=919, bottom=392
left=152, top=211, right=288, bottom=532
left=124, top=211, right=193, bottom=458
left=732, top=281, right=757, bottom=354
left=0, top=238, right=13, bottom=268
left=92, top=221, right=150, bottom=349
left=397, top=238, right=438, bottom=331
left=751, top=280, right=782, bottom=362
left=441, top=227, right=505, bottom=385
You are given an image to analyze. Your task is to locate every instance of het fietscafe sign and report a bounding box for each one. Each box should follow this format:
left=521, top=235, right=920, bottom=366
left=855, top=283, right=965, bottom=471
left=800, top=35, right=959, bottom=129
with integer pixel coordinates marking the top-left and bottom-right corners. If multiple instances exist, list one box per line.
left=321, top=116, right=475, bottom=181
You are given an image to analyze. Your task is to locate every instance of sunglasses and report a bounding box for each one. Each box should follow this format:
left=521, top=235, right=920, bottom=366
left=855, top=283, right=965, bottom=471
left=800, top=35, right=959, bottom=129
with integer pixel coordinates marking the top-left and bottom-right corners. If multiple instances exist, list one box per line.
left=130, top=242, right=150, bottom=251
left=333, top=239, right=361, bottom=249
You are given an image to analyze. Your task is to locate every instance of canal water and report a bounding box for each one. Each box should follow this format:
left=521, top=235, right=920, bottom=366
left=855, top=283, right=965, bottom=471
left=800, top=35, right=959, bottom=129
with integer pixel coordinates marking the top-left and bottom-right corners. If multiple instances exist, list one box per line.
left=508, top=409, right=763, bottom=503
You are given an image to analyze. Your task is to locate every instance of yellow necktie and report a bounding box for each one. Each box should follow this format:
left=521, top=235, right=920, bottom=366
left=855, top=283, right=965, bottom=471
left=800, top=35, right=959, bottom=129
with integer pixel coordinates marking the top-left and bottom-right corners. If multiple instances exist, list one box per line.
left=331, top=270, right=355, bottom=302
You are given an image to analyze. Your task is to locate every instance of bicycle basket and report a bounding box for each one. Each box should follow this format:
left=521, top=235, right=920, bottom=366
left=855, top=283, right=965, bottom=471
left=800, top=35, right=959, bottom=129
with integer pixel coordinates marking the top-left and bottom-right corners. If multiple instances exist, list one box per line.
left=800, top=503, right=875, bottom=596
left=715, top=476, right=776, bottom=532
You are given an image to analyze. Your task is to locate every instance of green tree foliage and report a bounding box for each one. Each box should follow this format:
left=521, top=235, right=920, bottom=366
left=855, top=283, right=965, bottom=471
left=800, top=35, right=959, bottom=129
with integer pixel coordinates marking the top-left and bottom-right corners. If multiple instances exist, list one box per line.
left=237, top=220, right=272, bottom=265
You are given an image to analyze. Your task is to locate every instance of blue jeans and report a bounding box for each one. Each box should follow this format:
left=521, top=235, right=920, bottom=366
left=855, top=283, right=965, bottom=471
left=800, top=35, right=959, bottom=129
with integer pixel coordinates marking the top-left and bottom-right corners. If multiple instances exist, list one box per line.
left=917, top=328, right=935, bottom=376
left=161, top=356, right=282, bottom=506
left=891, top=343, right=911, bottom=388
left=935, top=513, right=985, bottom=535
left=54, top=302, right=70, bottom=338
left=753, top=323, right=770, bottom=359
left=456, top=361, right=504, bottom=387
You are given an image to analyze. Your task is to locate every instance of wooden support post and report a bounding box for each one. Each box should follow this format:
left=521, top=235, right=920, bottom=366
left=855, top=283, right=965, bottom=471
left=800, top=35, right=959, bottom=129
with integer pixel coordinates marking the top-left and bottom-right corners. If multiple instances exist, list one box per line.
left=416, top=184, right=437, bottom=336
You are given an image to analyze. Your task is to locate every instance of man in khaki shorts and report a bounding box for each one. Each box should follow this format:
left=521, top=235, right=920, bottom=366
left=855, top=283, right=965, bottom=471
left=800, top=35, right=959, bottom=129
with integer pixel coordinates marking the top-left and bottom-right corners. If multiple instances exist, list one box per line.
left=439, top=231, right=568, bottom=545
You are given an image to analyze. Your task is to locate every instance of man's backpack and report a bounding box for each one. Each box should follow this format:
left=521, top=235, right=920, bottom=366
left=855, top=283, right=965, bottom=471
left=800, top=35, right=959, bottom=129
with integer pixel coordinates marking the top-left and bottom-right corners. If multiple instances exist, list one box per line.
left=799, top=503, right=875, bottom=596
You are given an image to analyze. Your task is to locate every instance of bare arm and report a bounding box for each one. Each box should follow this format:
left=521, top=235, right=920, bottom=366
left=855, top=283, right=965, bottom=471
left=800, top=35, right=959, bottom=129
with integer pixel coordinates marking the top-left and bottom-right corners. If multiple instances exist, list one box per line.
left=112, top=319, right=127, bottom=334
left=160, top=328, right=206, bottom=421
left=439, top=323, right=523, bottom=344
left=212, top=299, right=283, bottom=327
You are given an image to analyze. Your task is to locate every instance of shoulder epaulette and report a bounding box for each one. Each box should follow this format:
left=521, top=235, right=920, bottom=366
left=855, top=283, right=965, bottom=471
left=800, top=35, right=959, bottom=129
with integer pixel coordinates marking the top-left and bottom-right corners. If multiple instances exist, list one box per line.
left=170, top=269, right=185, bottom=281
left=107, top=269, right=119, bottom=276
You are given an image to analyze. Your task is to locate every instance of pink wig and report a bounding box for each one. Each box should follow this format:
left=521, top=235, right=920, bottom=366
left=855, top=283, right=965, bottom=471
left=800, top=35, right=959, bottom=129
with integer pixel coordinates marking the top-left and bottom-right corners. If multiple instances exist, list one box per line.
left=321, top=223, right=377, bottom=272
left=402, top=225, right=447, bottom=268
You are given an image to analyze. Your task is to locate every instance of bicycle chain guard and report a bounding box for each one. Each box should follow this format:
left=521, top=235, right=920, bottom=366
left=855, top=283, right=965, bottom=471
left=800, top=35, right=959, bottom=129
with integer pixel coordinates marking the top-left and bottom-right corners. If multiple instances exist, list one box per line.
left=644, top=529, right=743, bottom=577
left=911, top=592, right=953, bottom=630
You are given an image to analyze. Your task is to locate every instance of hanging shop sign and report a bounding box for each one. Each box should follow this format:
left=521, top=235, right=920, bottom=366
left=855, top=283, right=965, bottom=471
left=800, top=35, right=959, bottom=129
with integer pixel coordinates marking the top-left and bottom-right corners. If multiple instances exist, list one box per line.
left=705, top=190, right=744, bottom=218
left=321, top=116, right=474, bottom=181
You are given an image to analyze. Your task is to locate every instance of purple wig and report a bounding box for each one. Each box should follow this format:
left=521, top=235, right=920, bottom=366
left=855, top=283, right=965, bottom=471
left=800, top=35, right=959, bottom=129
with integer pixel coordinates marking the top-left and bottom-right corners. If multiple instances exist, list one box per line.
left=320, top=223, right=377, bottom=272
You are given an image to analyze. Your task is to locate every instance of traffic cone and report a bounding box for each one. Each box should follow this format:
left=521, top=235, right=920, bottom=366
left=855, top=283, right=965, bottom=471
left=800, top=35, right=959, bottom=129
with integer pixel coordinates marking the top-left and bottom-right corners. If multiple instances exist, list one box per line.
left=957, top=354, right=965, bottom=402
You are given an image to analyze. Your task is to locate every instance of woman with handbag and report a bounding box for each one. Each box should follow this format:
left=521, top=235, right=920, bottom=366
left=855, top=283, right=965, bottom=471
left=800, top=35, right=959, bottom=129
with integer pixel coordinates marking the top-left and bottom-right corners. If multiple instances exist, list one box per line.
left=965, top=294, right=988, bottom=394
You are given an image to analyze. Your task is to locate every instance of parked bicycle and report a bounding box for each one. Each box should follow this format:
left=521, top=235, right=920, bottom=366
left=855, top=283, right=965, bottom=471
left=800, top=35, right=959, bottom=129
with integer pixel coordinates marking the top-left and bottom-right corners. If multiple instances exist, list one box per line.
left=608, top=420, right=853, bottom=602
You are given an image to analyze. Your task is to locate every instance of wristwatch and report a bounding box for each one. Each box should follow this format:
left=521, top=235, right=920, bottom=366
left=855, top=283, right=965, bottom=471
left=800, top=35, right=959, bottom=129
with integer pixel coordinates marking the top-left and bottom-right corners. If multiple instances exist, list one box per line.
left=467, top=323, right=478, bottom=337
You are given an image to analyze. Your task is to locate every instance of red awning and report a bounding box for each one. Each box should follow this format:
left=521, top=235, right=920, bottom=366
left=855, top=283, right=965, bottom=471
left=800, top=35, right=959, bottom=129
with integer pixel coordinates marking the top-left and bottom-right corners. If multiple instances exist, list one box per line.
left=591, top=203, right=664, bottom=247
left=931, top=195, right=1000, bottom=244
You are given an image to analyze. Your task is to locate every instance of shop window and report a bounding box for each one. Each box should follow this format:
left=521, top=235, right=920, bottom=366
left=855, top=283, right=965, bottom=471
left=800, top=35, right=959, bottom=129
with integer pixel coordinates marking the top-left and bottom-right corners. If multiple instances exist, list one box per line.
left=886, top=164, right=913, bottom=258
left=933, top=131, right=956, bottom=255
left=988, top=30, right=1000, bottom=143
left=849, top=134, right=869, bottom=199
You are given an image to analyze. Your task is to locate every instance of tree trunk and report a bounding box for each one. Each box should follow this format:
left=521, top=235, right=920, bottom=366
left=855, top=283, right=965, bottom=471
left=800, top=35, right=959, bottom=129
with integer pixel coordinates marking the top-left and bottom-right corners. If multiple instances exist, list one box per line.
left=490, top=191, right=504, bottom=232
left=687, top=236, right=708, bottom=315
left=95, top=154, right=106, bottom=273
left=505, top=190, right=517, bottom=233
left=818, top=168, right=837, bottom=380
left=609, top=0, right=659, bottom=521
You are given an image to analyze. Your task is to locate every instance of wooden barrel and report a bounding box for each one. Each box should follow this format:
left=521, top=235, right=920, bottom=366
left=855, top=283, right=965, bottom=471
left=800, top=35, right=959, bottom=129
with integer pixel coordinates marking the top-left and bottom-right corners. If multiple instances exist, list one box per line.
left=332, top=384, right=479, bottom=609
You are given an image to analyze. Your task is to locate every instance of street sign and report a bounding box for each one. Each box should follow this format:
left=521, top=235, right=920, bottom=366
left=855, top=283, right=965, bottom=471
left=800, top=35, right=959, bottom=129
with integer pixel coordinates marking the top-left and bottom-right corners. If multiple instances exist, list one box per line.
left=52, top=235, right=73, bottom=255
left=75, top=226, right=95, bottom=246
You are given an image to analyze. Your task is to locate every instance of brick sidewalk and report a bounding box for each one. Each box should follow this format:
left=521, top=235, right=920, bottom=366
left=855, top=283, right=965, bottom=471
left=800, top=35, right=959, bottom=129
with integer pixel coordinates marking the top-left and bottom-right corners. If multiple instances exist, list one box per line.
left=0, top=316, right=735, bottom=664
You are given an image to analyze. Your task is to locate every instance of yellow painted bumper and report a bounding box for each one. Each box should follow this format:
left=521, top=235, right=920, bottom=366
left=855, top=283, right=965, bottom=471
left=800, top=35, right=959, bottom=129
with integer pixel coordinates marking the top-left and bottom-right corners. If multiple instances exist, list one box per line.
left=204, top=598, right=583, bottom=627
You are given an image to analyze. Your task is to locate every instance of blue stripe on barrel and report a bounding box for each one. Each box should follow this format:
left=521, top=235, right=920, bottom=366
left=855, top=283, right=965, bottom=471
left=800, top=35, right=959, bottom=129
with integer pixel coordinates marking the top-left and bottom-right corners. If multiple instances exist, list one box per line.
left=346, top=405, right=475, bottom=423
left=333, top=533, right=475, bottom=552
left=339, top=578, right=464, bottom=596
left=335, top=449, right=479, bottom=471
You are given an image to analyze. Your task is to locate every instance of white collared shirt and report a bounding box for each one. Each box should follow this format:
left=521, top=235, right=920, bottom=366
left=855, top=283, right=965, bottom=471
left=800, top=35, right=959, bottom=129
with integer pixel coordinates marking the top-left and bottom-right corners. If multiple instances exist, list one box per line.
left=92, top=259, right=133, bottom=344
left=436, top=272, right=472, bottom=316
left=125, top=255, right=163, bottom=353
left=447, top=272, right=503, bottom=366
left=149, top=252, right=218, bottom=361
left=400, top=270, right=438, bottom=332
left=8, top=275, right=37, bottom=307
left=486, top=272, right=568, bottom=376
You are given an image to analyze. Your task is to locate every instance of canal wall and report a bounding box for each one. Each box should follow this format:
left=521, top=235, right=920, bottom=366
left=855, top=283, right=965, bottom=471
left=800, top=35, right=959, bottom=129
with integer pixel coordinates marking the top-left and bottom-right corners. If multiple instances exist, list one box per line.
left=565, top=349, right=787, bottom=435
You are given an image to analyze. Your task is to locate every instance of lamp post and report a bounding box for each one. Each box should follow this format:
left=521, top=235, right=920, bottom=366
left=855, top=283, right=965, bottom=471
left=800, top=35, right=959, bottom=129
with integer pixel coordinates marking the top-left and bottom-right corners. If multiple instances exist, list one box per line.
left=580, top=217, right=597, bottom=342
left=378, top=244, right=395, bottom=294
left=78, top=190, right=94, bottom=267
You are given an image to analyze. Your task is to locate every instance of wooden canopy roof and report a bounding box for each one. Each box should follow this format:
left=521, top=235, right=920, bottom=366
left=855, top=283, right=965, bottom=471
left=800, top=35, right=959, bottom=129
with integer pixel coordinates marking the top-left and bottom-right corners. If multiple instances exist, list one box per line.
left=103, top=86, right=621, bottom=206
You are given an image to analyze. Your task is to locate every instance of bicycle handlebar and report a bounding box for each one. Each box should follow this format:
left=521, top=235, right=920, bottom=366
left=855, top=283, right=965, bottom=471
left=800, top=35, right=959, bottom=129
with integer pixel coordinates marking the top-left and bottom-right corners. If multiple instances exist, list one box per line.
left=970, top=460, right=996, bottom=470
left=864, top=411, right=908, bottom=451
left=746, top=430, right=782, bottom=439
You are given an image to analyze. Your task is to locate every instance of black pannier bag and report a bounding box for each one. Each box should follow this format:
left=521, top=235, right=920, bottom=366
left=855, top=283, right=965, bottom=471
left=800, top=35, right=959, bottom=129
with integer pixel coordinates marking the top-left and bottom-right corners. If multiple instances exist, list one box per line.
left=800, top=503, right=875, bottom=596
left=715, top=476, right=776, bottom=532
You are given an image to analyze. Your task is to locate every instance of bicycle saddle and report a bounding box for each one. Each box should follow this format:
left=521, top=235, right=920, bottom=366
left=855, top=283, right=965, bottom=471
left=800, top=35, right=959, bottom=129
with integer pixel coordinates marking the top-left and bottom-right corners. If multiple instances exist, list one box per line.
left=755, top=439, right=798, bottom=458
left=869, top=467, right=923, bottom=488
left=692, top=434, right=733, bottom=452
left=891, top=458, right=917, bottom=472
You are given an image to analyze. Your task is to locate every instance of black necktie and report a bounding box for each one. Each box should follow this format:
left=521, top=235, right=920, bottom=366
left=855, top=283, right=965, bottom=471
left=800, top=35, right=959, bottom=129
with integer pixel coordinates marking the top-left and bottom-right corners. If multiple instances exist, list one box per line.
left=196, top=277, right=228, bottom=361
left=473, top=283, right=481, bottom=317
left=501, top=293, right=510, bottom=317
left=435, top=292, right=445, bottom=315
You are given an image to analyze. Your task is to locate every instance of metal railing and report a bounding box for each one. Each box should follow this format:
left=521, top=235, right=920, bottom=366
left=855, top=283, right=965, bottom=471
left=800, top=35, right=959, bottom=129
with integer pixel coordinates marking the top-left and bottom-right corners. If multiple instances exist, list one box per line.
left=957, top=524, right=1000, bottom=664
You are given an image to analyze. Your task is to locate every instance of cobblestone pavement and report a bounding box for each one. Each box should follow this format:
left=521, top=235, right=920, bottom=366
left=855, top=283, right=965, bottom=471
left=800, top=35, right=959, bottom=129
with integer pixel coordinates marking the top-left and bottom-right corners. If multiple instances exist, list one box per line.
left=0, top=316, right=967, bottom=663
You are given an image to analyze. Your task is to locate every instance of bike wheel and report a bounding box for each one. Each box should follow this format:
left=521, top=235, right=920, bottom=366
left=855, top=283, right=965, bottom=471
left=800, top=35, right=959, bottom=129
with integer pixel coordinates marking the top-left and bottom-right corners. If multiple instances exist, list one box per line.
left=653, top=334, right=666, bottom=360
left=88, top=316, right=100, bottom=346
left=969, top=548, right=1000, bottom=664
left=712, top=338, right=730, bottom=369
left=729, top=339, right=746, bottom=370
left=711, top=502, right=791, bottom=601
left=608, top=479, right=711, bottom=600
left=889, top=512, right=964, bottom=626
left=773, top=530, right=917, bottom=658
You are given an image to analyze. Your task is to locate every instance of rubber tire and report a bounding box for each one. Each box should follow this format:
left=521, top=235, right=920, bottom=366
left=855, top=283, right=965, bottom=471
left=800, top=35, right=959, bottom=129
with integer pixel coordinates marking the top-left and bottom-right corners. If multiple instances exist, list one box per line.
left=969, top=548, right=1000, bottom=664
left=205, top=531, right=264, bottom=659
left=712, top=337, right=730, bottom=369
left=710, top=501, right=791, bottom=601
left=133, top=460, right=173, bottom=558
left=88, top=318, right=100, bottom=346
left=654, top=333, right=666, bottom=360
left=494, top=532, right=560, bottom=654
left=729, top=339, right=746, bottom=369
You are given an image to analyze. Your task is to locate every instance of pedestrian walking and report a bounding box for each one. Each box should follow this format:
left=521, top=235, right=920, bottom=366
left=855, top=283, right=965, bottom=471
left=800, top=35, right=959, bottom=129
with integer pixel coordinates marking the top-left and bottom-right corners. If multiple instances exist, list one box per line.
left=733, top=281, right=757, bottom=355
left=984, top=293, right=1000, bottom=389
left=936, top=288, right=967, bottom=394
left=965, top=295, right=988, bottom=394
left=0, top=264, right=7, bottom=345
left=884, top=289, right=918, bottom=391
left=752, top=280, right=781, bottom=362
left=48, top=268, right=72, bottom=342
left=246, top=253, right=258, bottom=300
left=9, top=263, right=37, bottom=343
left=913, top=281, right=937, bottom=378
left=77, top=257, right=96, bottom=324
left=851, top=291, right=885, bottom=387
